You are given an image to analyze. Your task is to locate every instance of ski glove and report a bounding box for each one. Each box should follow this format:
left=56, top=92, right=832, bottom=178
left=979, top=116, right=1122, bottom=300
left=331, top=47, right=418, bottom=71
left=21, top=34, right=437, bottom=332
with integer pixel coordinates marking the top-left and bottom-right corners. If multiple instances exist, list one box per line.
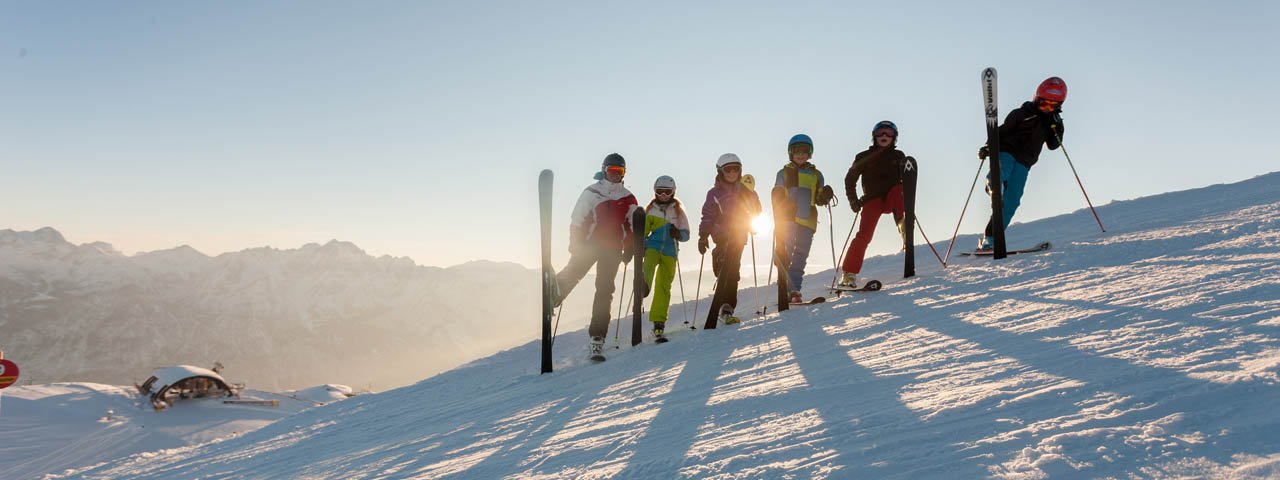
left=698, top=235, right=710, bottom=254
left=622, top=247, right=633, bottom=263
left=977, top=145, right=990, bottom=160
left=815, top=185, right=835, bottom=206
left=850, top=197, right=863, bottom=213
left=670, top=227, right=683, bottom=239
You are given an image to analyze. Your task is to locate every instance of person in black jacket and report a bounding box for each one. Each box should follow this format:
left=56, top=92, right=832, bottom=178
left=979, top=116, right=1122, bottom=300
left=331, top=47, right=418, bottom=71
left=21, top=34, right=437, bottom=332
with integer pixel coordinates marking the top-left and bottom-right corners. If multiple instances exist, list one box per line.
left=838, top=120, right=912, bottom=287
left=977, top=77, right=1067, bottom=250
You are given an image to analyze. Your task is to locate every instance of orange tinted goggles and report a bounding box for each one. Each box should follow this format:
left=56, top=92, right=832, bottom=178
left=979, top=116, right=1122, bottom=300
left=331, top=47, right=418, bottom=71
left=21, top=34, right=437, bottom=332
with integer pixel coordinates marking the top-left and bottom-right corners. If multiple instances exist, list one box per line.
left=604, top=165, right=626, bottom=176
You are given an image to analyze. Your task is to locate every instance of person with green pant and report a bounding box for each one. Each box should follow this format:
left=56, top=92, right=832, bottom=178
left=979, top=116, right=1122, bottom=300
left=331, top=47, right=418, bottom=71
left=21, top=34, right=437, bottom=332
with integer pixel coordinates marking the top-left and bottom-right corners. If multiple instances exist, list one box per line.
left=642, top=175, right=690, bottom=342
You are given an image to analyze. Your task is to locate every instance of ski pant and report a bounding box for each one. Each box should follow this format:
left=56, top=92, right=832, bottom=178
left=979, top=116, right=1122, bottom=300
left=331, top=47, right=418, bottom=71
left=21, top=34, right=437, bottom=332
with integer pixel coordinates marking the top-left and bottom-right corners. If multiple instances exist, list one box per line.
left=706, top=232, right=746, bottom=327
left=985, top=152, right=1030, bottom=238
left=783, top=222, right=816, bottom=292
left=642, top=248, right=677, bottom=324
left=842, top=184, right=905, bottom=274
left=556, top=245, right=623, bottom=339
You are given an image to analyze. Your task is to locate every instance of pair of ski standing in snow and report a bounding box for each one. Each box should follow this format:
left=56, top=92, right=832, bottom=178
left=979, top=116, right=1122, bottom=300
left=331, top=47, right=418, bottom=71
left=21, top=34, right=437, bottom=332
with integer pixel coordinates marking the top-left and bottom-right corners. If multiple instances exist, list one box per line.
left=552, top=76, right=1070, bottom=361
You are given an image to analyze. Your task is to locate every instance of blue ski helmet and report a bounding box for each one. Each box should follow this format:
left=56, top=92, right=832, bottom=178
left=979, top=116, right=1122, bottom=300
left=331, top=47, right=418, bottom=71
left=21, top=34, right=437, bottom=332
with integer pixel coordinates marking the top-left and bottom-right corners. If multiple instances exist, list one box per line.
left=788, top=134, right=813, bottom=148
left=872, top=120, right=898, bottom=136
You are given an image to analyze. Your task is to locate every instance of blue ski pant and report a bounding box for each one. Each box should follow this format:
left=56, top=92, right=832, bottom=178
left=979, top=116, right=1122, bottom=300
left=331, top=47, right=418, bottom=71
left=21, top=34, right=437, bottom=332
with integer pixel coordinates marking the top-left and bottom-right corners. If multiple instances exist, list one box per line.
left=784, top=222, right=816, bottom=292
left=986, top=152, right=1030, bottom=237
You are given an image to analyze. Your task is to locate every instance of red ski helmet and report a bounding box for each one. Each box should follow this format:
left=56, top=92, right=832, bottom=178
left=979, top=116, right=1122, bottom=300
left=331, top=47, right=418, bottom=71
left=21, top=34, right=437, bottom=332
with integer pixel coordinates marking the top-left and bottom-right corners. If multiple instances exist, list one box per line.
left=1035, top=77, right=1067, bottom=103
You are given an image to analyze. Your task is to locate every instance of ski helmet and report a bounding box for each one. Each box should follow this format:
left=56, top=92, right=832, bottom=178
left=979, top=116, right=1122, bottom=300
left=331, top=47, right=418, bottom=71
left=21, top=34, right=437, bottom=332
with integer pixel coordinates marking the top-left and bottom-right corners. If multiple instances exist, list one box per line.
left=602, top=153, right=626, bottom=168
left=788, top=134, right=813, bottom=149
left=872, top=120, right=898, bottom=136
left=654, top=175, right=676, bottom=191
left=716, top=153, right=742, bottom=170
left=1035, top=77, right=1067, bottom=103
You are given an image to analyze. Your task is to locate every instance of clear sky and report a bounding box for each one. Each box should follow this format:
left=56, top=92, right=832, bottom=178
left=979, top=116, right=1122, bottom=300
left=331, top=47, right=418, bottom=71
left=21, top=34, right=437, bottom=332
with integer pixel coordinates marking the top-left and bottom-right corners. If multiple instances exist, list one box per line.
left=3, top=1, right=1277, bottom=269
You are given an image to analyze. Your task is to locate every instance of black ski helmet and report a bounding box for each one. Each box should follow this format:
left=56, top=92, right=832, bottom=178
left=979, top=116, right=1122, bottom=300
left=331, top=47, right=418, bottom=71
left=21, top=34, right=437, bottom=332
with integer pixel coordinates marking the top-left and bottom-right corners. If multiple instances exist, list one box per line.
left=602, top=153, right=626, bottom=168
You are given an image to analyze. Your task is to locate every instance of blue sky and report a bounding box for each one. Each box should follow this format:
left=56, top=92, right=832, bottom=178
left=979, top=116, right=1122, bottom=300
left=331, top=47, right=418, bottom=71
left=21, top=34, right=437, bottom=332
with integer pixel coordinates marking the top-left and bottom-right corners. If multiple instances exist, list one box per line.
left=3, top=1, right=1277, bottom=268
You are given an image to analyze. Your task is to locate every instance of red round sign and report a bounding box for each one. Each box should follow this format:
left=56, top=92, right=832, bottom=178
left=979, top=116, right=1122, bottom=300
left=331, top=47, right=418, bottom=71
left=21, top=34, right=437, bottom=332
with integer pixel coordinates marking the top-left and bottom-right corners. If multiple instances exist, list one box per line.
left=0, top=359, right=19, bottom=389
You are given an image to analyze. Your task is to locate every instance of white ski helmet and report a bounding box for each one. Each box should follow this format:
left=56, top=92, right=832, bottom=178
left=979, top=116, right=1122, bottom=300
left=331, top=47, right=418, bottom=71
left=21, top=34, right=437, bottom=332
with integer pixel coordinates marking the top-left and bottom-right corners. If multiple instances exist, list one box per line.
left=654, top=175, right=676, bottom=191
left=716, top=153, right=742, bottom=170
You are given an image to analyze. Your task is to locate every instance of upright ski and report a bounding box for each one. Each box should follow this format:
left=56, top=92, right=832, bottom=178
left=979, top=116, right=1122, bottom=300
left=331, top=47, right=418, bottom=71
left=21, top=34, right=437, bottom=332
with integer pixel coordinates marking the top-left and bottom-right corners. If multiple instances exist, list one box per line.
left=630, top=207, right=646, bottom=347
left=538, top=170, right=554, bottom=374
left=771, top=186, right=791, bottom=313
left=901, top=156, right=918, bottom=278
left=982, top=67, right=1008, bottom=259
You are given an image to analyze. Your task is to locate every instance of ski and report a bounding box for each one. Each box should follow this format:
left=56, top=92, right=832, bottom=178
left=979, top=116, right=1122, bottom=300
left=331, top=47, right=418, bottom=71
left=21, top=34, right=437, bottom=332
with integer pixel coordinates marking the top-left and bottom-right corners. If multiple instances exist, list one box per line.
left=832, top=279, right=884, bottom=293
left=630, top=207, right=646, bottom=347
left=901, top=156, right=918, bottom=278
left=792, top=296, right=826, bottom=306
left=538, top=170, right=554, bottom=374
left=590, top=353, right=606, bottom=363
left=982, top=67, right=1008, bottom=258
left=771, top=185, right=791, bottom=313
left=963, top=241, right=1052, bottom=257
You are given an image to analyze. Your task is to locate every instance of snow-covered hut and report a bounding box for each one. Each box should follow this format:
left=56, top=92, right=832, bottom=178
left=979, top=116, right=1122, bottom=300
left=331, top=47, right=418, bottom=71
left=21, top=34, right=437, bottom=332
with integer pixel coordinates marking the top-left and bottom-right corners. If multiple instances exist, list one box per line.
left=138, top=365, right=235, bottom=410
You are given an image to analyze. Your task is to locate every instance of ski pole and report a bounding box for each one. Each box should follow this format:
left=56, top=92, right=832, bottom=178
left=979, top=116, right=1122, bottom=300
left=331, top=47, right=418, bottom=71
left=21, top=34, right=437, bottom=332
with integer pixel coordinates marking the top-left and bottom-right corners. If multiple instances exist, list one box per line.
left=1052, top=125, right=1105, bottom=232
left=676, top=256, right=688, bottom=326
left=825, top=204, right=839, bottom=289
left=943, top=159, right=986, bottom=265
left=692, top=252, right=705, bottom=326
left=915, top=218, right=946, bottom=267
left=831, top=211, right=858, bottom=290
left=613, top=261, right=628, bottom=345
left=749, top=234, right=760, bottom=316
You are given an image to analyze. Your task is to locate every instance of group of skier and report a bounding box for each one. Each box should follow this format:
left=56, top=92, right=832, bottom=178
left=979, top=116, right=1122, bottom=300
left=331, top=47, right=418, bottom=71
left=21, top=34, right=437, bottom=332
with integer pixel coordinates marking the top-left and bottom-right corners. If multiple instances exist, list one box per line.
left=550, top=76, right=1070, bottom=361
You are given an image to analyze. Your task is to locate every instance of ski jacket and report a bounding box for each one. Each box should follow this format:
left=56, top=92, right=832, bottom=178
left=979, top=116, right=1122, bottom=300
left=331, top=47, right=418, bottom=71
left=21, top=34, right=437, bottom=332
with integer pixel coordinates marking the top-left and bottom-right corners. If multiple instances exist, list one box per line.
left=774, top=162, right=826, bottom=230
left=569, top=179, right=639, bottom=251
left=643, top=200, right=690, bottom=257
left=699, top=179, right=762, bottom=241
left=846, top=146, right=906, bottom=205
left=998, top=101, right=1065, bottom=169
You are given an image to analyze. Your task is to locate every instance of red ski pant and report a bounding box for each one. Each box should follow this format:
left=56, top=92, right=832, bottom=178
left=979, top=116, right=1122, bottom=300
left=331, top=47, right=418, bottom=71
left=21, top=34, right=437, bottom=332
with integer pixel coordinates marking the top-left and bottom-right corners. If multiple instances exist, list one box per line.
left=841, top=185, right=904, bottom=274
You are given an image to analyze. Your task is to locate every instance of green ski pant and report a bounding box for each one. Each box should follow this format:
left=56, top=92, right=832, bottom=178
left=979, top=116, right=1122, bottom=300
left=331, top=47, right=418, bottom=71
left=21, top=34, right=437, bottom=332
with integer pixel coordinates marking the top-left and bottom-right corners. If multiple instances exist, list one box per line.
left=643, top=248, right=677, bottom=324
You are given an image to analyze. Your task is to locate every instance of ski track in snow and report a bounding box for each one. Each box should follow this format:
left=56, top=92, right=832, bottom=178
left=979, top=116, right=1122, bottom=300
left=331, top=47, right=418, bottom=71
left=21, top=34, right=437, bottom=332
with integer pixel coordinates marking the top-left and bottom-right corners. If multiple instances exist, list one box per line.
left=53, top=173, right=1280, bottom=479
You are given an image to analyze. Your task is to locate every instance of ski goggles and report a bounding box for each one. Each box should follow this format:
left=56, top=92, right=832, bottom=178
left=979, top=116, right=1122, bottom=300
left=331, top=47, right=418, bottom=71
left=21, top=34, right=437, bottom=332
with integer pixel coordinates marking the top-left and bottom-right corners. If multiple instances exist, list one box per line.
left=1037, top=98, right=1061, bottom=109
left=604, top=165, right=626, bottom=176
left=655, top=188, right=674, bottom=197
left=788, top=144, right=813, bottom=155
left=874, top=131, right=896, bottom=138
left=719, top=164, right=742, bottom=173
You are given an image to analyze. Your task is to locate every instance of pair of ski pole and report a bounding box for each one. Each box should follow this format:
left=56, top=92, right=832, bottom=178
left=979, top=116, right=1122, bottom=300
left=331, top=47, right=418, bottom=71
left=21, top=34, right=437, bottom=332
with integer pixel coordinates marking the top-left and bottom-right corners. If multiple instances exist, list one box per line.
left=942, top=132, right=1103, bottom=265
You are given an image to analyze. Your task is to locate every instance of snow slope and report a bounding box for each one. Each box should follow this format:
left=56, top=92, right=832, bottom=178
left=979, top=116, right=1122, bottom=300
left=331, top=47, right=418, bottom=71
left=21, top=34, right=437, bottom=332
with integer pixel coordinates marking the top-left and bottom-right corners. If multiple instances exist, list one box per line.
left=57, top=172, right=1280, bottom=479
left=0, top=383, right=332, bottom=479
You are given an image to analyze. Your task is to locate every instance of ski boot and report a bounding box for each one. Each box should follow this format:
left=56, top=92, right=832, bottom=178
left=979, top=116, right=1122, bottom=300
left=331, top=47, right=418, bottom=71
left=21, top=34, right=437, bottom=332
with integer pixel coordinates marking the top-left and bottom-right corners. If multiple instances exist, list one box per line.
left=719, top=305, right=741, bottom=325
left=653, top=322, right=668, bottom=344
left=789, top=290, right=803, bottom=304
left=588, top=336, right=606, bottom=362
left=977, top=236, right=994, bottom=252
left=837, top=272, right=857, bottom=288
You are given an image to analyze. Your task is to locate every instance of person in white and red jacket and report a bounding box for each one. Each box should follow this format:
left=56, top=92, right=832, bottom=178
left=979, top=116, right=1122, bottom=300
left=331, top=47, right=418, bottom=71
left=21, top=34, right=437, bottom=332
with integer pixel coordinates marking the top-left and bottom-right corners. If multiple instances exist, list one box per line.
left=554, top=153, right=639, bottom=361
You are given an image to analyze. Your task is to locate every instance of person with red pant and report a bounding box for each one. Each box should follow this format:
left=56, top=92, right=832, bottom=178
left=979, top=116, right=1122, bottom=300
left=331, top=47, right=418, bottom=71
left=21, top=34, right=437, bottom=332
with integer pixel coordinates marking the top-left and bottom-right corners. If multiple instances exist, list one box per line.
left=554, top=153, right=639, bottom=361
left=838, top=120, right=914, bottom=288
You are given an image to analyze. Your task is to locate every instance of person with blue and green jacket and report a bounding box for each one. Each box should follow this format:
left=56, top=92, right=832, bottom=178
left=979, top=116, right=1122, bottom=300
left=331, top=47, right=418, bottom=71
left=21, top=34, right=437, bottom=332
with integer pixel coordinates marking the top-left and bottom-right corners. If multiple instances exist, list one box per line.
left=774, top=134, right=836, bottom=303
left=642, top=175, right=690, bottom=342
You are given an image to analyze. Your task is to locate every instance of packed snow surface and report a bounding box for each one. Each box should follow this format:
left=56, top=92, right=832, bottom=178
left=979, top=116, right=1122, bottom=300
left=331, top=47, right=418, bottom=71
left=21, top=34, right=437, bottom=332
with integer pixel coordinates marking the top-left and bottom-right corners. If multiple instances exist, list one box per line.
left=47, top=173, right=1280, bottom=478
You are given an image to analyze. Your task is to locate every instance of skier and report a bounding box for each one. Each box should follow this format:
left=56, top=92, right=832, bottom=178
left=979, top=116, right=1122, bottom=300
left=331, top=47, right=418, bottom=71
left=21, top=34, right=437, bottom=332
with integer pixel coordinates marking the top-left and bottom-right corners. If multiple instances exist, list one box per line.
left=553, top=153, right=640, bottom=361
left=977, top=76, right=1067, bottom=250
left=642, top=175, right=691, bottom=342
left=774, top=134, right=835, bottom=303
left=698, top=153, right=762, bottom=328
left=839, top=121, right=911, bottom=287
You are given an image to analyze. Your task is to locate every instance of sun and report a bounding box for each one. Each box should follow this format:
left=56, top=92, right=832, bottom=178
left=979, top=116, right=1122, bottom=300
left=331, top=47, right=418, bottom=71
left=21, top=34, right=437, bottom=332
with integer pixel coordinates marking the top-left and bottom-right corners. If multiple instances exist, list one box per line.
left=750, top=214, right=772, bottom=235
